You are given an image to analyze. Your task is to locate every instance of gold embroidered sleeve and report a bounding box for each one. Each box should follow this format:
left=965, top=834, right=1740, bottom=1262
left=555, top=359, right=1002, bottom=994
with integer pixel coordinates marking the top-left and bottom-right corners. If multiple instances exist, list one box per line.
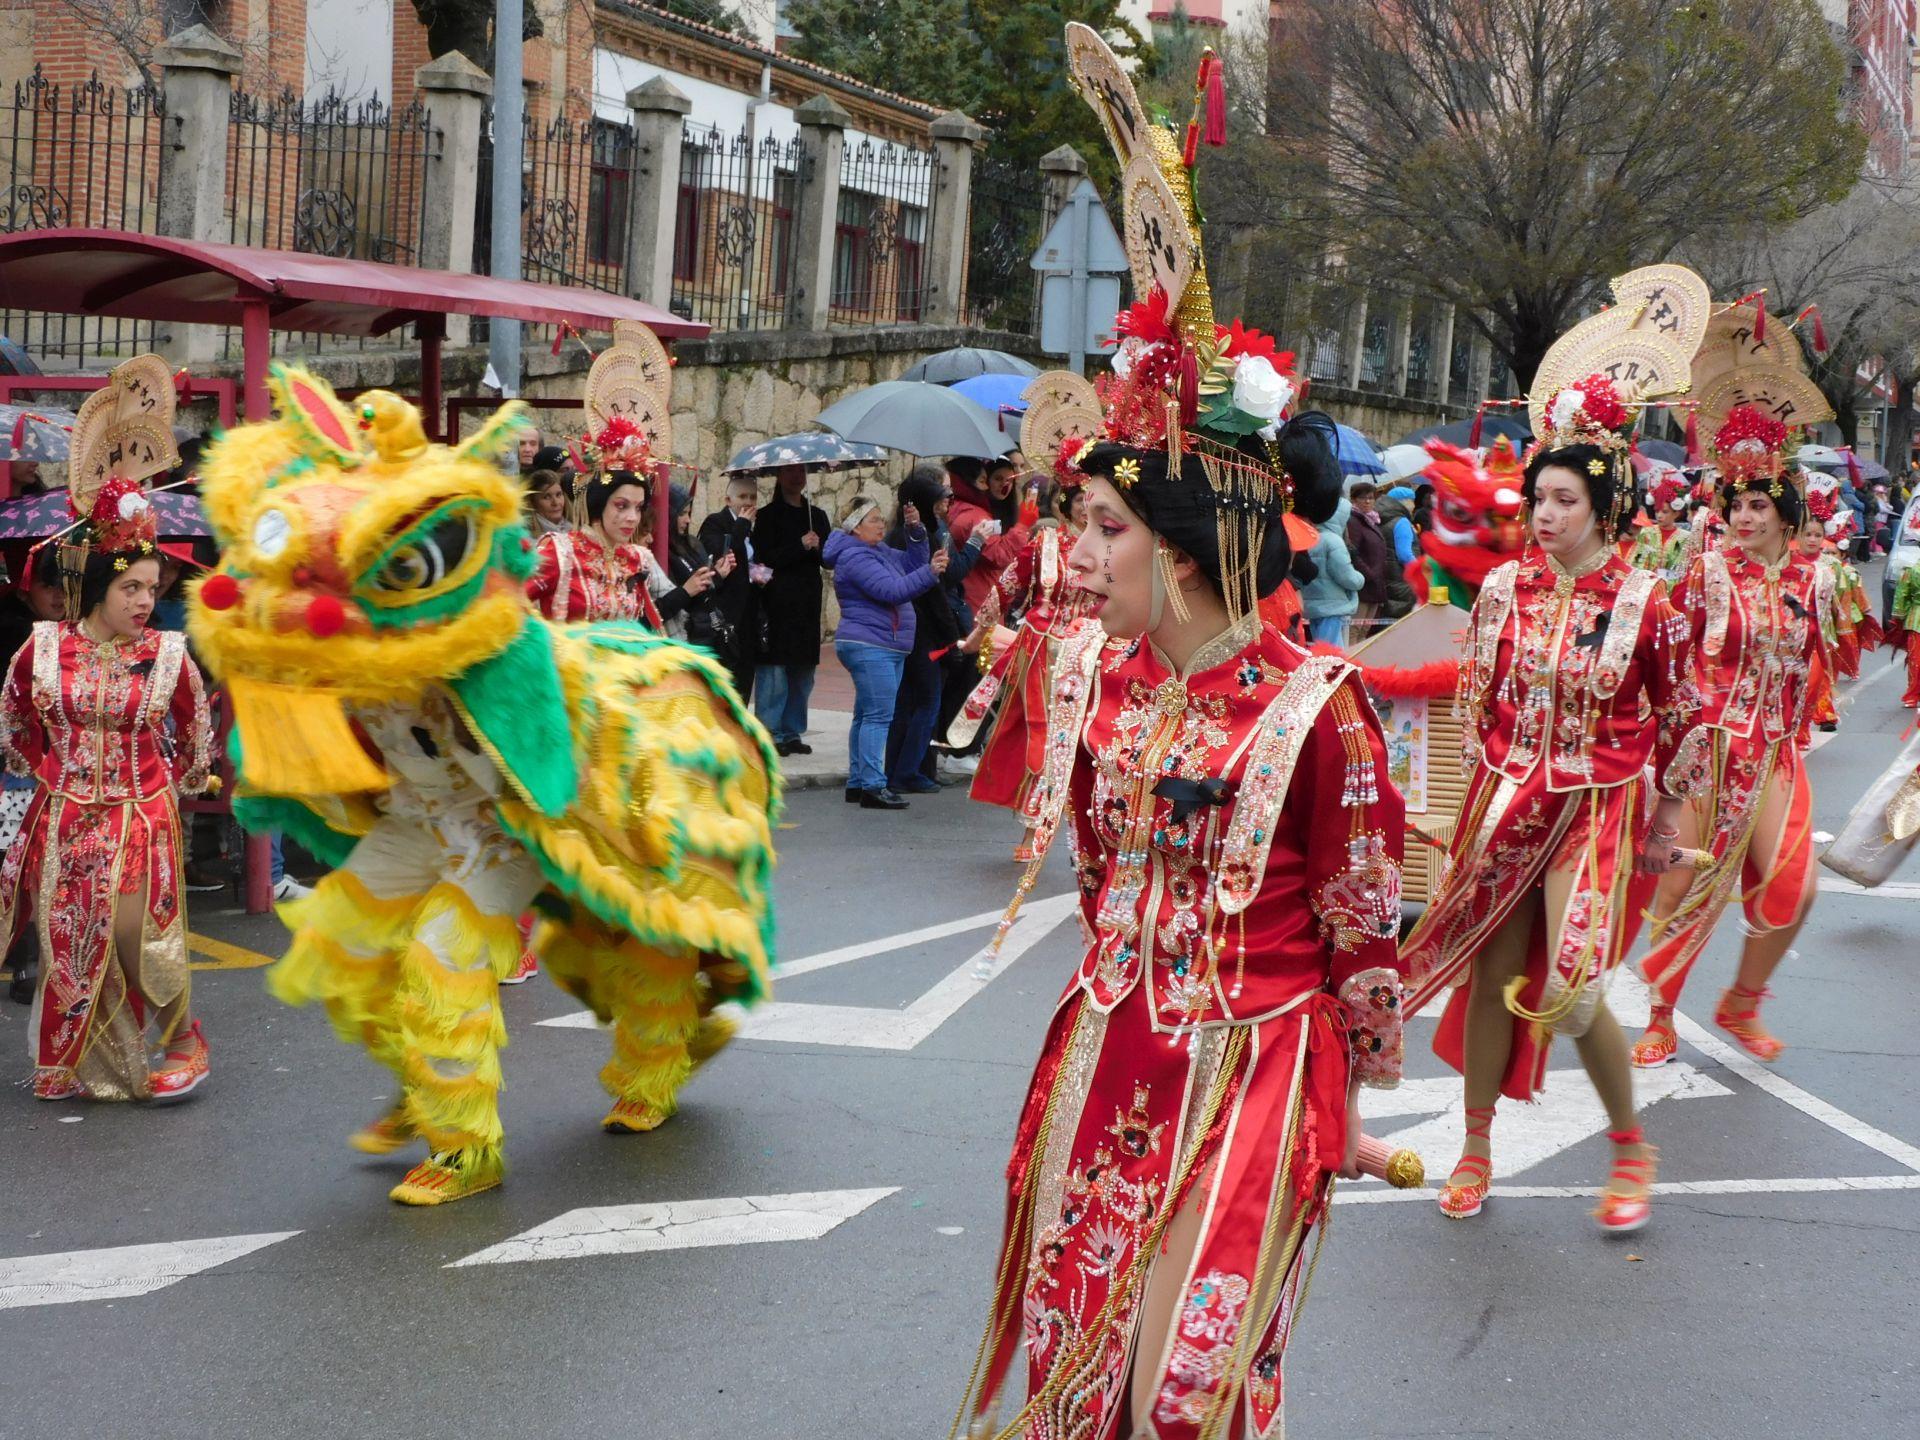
left=0, top=640, right=34, bottom=778
left=171, top=656, right=213, bottom=794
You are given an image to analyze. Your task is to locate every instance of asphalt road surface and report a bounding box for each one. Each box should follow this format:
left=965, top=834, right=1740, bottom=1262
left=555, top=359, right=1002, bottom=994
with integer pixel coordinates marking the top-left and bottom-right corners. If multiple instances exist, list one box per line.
left=1, top=663, right=1916, bottom=1440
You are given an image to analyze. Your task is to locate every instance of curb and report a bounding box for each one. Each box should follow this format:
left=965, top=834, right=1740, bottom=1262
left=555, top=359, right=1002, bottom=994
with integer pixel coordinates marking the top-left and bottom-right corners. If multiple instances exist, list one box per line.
left=780, top=769, right=851, bottom=792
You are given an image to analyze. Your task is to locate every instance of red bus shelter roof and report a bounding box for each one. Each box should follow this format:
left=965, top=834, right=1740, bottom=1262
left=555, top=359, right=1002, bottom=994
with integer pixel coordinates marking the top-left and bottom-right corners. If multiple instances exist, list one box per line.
left=0, top=229, right=708, bottom=339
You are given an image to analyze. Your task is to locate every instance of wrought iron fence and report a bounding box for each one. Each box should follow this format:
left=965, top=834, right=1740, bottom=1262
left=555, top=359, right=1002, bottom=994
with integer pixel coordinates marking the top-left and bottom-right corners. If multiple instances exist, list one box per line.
left=224, top=86, right=437, bottom=358
left=671, top=122, right=810, bottom=334
left=473, top=109, right=634, bottom=345
left=228, top=87, right=434, bottom=261
left=0, top=67, right=170, bottom=362
left=963, top=153, right=1046, bottom=335
left=830, top=135, right=938, bottom=327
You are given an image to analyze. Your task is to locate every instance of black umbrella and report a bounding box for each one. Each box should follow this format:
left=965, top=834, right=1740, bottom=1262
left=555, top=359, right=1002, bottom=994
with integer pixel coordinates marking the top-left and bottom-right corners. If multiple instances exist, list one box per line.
left=1635, top=438, right=1686, bottom=466
left=897, top=348, right=1041, bottom=385
left=1396, top=414, right=1532, bottom=448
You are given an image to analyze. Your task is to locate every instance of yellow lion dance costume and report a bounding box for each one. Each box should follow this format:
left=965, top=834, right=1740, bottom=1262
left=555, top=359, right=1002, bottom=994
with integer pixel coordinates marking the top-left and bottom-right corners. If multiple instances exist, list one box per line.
left=190, top=368, right=778, bottom=1205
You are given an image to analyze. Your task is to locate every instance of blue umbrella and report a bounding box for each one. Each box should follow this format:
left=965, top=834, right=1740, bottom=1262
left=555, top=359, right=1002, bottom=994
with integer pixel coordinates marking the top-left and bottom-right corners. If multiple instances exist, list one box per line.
left=950, top=372, right=1031, bottom=415
left=1334, top=423, right=1384, bottom=475
left=723, top=431, right=888, bottom=475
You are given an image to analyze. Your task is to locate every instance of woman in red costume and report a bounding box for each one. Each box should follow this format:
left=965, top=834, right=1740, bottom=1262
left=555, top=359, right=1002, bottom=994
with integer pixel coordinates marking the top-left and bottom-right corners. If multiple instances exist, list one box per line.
left=952, top=446, right=1103, bottom=861
left=1631, top=410, right=1862, bottom=1067
left=0, top=366, right=213, bottom=1102
left=1401, top=373, right=1706, bottom=1234
left=952, top=398, right=1405, bottom=1434
left=527, top=460, right=665, bottom=628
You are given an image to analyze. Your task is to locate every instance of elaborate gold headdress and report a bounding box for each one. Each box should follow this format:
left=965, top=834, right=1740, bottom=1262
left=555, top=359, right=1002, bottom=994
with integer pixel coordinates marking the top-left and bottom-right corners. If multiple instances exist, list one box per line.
left=1687, top=295, right=1832, bottom=500
left=1527, top=264, right=1711, bottom=525
left=573, top=319, right=674, bottom=523
left=1064, top=23, right=1315, bottom=622
left=1018, top=371, right=1102, bottom=486
left=53, top=354, right=179, bottom=612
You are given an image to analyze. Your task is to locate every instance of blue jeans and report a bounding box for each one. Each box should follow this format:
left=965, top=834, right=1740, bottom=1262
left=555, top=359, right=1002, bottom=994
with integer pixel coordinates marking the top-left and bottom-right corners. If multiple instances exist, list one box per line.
left=1308, top=614, right=1348, bottom=647
left=755, top=663, right=817, bottom=744
left=885, top=649, right=943, bottom=788
left=269, top=832, right=285, bottom=885
left=835, top=640, right=906, bottom=792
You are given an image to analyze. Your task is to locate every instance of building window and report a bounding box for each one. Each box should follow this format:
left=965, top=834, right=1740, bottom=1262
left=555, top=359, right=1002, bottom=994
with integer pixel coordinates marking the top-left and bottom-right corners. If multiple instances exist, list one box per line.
left=894, top=204, right=926, bottom=321
left=674, top=182, right=702, bottom=283
left=833, top=190, right=874, bottom=313
left=587, top=120, right=632, bottom=267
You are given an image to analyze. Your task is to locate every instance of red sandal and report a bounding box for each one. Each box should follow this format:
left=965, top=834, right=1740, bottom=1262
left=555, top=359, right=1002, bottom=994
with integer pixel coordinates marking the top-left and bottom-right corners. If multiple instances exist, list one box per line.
left=1632, top=1003, right=1678, bottom=1068
left=1594, top=1126, right=1657, bottom=1233
left=1715, top=984, right=1785, bottom=1062
left=1437, top=1105, right=1495, bottom=1219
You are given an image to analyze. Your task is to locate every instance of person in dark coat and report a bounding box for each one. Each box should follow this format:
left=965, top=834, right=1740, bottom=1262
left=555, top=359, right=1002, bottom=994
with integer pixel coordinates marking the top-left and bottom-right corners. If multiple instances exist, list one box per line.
left=696, top=473, right=763, bottom=705
left=1344, top=481, right=1400, bottom=637
left=885, top=465, right=965, bottom=793
left=751, top=464, right=830, bottom=756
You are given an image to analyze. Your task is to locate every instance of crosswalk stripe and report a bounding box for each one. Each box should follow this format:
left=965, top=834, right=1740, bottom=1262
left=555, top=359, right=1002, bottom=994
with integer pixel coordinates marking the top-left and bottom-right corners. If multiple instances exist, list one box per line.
left=0, top=1232, right=300, bottom=1310
left=447, top=1188, right=898, bottom=1268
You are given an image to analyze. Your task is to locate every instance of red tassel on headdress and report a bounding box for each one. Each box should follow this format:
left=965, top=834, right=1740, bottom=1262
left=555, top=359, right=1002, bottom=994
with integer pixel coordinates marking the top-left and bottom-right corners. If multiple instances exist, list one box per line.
left=1846, top=449, right=1862, bottom=487
left=1684, top=410, right=1699, bottom=465
left=1752, top=303, right=1765, bottom=345
left=1178, top=347, right=1200, bottom=426
left=1182, top=120, right=1199, bottom=168
left=1202, top=53, right=1227, bottom=147
left=1468, top=401, right=1487, bottom=450
left=1796, top=304, right=1828, bottom=354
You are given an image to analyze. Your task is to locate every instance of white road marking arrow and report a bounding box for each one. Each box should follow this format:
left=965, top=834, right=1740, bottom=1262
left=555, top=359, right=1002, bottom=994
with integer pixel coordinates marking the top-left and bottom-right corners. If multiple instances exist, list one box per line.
left=0, top=1232, right=299, bottom=1311
left=539, top=891, right=1080, bottom=1051
left=448, top=1187, right=899, bottom=1267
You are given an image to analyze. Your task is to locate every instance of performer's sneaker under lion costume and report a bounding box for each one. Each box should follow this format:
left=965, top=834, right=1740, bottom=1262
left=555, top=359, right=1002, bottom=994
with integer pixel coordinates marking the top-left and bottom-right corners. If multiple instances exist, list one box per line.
left=190, top=369, right=778, bottom=1205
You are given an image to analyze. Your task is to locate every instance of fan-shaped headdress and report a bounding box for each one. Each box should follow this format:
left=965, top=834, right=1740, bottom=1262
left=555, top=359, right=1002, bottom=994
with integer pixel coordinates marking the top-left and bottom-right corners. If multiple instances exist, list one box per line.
left=572, top=320, right=674, bottom=521
left=1064, top=23, right=1323, bottom=621
left=1687, top=295, right=1832, bottom=503
left=53, top=354, right=179, bottom=612
left=1527, top=264, right=1712, bottom=526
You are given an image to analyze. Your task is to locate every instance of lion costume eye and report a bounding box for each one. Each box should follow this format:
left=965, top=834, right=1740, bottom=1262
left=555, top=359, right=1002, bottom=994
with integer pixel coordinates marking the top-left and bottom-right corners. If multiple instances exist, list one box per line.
left=372, top=511, right=476, bottom=595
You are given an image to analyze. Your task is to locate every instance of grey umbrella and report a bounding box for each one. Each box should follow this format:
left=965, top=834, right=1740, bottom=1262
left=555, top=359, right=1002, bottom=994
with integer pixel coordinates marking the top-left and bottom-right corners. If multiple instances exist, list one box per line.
left=897, top=347, right=1041, bottom=385
left=814, top=381, right=1015, bottom=458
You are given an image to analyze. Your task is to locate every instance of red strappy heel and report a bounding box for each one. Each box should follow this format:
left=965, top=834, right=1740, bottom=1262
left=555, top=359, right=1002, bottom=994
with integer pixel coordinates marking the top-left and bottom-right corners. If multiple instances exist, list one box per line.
left=1594, top=1126, right=1657, bottom=1233
left=1438, top=1104, right=1495, bottom=1219
left=1632, top=1002, right=1678, bottom=1068
left=1715, top=984, right=1785, bottom=1061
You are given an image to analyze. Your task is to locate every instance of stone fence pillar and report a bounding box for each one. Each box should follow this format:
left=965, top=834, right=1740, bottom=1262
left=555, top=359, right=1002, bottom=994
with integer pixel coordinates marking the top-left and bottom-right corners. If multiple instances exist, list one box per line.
left=924, top=110, right=984, bottom=327
left=789, top=94, right=850, bottom=332
left=1387, top=295, right=1413, bottom=397
left=625, top=77, right=692, bottom=313
left=1038, top=144, right=1088, bottom=230
left=154, top=25, right=239, bottom=365
left=1433, top=302, right=1457, bottom=407
left=415, top=52, right=491, bottom=348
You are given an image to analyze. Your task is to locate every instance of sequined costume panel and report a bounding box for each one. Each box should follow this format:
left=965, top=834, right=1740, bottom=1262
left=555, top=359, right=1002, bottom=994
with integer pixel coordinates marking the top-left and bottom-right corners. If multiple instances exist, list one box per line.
left=527, top=530, right=659, bottom=626
left=0, top=623, right=209, bottom=1096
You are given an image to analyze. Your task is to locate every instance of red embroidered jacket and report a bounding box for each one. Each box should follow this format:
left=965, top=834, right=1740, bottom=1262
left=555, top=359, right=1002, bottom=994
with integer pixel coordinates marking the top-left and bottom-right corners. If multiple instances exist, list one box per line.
left=1031, top=619, right=1407, bottom=1085
left=1463, top=551, right=1704, bottom=798
left=526, top=529, right=659, bottom=627
left=1678, top=547, right=1837, bottom=745
left=1, top=623, right=210, bottom=802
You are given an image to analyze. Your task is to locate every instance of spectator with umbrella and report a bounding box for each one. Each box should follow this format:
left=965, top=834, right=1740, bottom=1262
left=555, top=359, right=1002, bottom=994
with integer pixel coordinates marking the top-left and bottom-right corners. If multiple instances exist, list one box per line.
left=698, top=473, right=765, bottom=705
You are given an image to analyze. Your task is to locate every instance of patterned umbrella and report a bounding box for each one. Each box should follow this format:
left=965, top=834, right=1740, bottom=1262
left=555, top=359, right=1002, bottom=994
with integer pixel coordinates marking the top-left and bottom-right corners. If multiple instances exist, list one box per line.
left=723, top=432, right=890, bottom=475
left=0, top=487, right=210, bottom=539
left=0, top=402, right=79, bottom=463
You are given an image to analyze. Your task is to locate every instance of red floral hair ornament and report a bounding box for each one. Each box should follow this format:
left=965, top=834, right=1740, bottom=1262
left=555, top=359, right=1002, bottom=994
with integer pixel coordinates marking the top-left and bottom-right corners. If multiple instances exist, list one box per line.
left=1711, top=403, right=1792, bottom=495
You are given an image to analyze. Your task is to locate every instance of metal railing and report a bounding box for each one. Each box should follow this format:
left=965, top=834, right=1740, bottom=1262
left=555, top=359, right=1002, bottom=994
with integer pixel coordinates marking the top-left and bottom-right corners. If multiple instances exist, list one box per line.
left=0, top=67, right=170, bottom=361
left=671, top=122, right=810, bottom=334
left=963, top=152, right=1047, bottom=335
left=829, top=135, right=938, bottom=327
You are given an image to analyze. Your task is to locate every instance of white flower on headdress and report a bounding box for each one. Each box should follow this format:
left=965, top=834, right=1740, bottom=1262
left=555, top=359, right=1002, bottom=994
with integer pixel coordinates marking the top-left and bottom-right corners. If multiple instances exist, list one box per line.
left=1109, top=337, right=1144, bottom=380
left=1549, top=388, right=1586, bottom=433
left=1232, top=354, right=1295, bottom=426
left=117, top=492, right=150, bottom=520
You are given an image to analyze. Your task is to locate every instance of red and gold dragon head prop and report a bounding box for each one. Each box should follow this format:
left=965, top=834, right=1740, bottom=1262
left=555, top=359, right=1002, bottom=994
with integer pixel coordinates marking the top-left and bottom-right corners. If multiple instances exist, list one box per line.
left=1417, top=436, right=1529, bottom=603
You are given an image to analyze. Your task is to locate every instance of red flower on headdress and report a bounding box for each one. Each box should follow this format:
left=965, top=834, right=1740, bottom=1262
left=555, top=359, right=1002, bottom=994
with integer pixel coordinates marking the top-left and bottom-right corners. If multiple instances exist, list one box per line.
left=1712, top=404, right=1790, bottom=484
left=76, top=473, right=158, bottom=554
left=1805, top=486, right=1837, bottom=523
left=1217, top=318, right=1279, bottom=364
left=587, top=414, right=653, bottom=474
left=1114, top=287, right=1177, bottom=347
left=1543, top=373, right=1630, bottom=441
left=1055, top=433, right=1090, bottom=484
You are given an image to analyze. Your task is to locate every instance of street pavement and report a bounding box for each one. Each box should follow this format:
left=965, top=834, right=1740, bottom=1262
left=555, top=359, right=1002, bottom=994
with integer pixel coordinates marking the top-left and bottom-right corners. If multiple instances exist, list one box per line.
left=1, top=662, right=1917, bottom=1439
